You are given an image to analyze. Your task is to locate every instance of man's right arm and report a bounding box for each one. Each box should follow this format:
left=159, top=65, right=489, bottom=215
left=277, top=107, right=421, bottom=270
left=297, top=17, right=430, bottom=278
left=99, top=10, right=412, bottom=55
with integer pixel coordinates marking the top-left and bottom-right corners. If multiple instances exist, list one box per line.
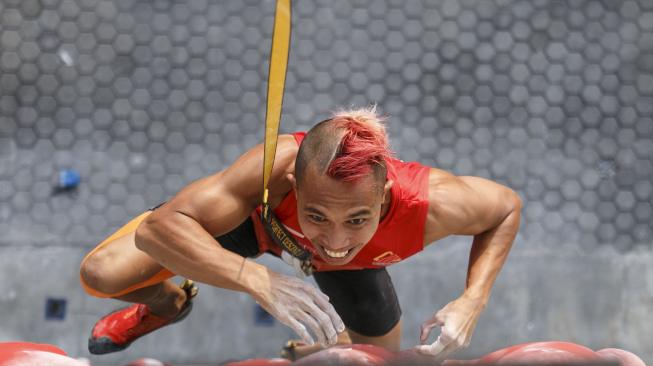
left=134, top=136, right=345, bottom=345
left=134, top=136, right=296, bottom=293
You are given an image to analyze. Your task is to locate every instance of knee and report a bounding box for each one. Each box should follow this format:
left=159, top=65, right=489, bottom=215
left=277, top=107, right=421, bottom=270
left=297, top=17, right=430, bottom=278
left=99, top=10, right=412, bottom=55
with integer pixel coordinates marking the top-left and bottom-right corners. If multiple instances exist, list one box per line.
left=80, top=251, right=123, bottom=297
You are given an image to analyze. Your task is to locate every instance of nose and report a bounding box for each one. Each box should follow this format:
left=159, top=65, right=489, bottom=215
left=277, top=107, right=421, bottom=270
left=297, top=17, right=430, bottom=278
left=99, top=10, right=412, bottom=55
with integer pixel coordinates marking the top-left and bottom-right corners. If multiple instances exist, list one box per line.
left=323, top=229, right=350, bottom=251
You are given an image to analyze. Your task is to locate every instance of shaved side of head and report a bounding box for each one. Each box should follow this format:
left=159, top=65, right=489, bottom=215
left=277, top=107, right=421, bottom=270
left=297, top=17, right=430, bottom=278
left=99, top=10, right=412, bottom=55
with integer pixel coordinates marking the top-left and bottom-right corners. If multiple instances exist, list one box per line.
left=295, top=118, right=344, bottom=180
left=295, top=105, right=393, bottom=191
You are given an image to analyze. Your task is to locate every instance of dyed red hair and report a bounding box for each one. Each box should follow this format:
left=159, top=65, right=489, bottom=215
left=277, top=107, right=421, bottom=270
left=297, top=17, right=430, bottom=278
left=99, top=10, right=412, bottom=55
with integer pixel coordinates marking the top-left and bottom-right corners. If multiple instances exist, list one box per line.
left=326, top=105, right=393, bottom=182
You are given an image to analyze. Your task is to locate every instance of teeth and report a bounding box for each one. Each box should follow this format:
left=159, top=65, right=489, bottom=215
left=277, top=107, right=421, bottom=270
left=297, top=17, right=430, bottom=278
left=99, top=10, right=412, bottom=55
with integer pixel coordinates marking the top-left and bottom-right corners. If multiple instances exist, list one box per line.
left=324, top=248, right=350, bottom=258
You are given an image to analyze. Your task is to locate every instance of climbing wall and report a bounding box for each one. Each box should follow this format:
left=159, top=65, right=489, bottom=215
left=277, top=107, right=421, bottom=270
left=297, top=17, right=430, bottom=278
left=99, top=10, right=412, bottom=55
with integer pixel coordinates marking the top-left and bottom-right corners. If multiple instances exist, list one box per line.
left=0, top=0, right=651, bottom=364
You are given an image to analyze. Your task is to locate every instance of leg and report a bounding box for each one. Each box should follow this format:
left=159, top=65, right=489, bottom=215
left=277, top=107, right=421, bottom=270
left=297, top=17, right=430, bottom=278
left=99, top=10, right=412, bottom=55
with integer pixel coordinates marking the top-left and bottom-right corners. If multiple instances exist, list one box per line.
left=347, top=320, right=402, bottom=350
left=81, top=212, right=263, bottom=307
left=82, top=212, right=263, bottom=354
left=314, top=268, right=402, bottom=350
left=79, top=210, right=186, bottom=317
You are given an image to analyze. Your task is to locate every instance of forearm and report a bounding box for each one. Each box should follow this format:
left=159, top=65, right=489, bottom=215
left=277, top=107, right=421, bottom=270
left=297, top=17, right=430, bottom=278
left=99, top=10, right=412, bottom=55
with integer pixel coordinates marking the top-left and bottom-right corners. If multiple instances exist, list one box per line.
left=135, top=211, right=268, bottom=295
left=464, top=202, right=521, bottom=304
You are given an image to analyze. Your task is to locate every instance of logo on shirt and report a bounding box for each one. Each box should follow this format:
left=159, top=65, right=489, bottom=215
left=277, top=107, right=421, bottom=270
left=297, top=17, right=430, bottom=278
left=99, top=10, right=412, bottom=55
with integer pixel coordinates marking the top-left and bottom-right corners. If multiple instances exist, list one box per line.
left=372, top=251, right=402, bottom=266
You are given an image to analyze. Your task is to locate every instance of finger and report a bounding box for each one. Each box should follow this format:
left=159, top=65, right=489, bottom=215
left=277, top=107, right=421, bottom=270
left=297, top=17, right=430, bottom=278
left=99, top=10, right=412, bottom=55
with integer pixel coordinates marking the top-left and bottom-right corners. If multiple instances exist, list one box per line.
left=433, top=339, right=459, bottom=363
left=438, top=323, right=457, bottom=346
left=306, top=285, right=336, bottom=311
left=307, top=287, right=345, bottom=336
left=420, top=323, right=438, bottom=344
left=287, top=318, right=315, bottom=346
left=309, top=287, right=345, bottom=337
left=414, top=344, right=433, bottom=355
left=315, top=289, right=331, bottom=304
left=301, top=297, right=339, bottom=345
left=294, top=309, right=327, bottom=345
left=420, top=316, right=445, bottom=343
left=415, top=337, right=447, bottom=356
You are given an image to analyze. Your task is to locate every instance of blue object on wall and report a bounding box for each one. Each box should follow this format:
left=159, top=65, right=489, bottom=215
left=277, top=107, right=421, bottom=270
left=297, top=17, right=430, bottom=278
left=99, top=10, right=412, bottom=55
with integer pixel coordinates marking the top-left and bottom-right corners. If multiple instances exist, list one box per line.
left=254, top=303, right=275, bottom=326
left=45, top=298, right=67, bottom=320
left=57, top=169, right=81, bottom=190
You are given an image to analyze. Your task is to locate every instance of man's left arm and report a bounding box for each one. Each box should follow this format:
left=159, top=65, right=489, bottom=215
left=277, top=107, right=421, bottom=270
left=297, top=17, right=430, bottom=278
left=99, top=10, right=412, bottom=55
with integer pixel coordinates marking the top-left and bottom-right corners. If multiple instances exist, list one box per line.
left=460, top=175, right=522, bottom=307
left=416, top=174, right=522, bottom=359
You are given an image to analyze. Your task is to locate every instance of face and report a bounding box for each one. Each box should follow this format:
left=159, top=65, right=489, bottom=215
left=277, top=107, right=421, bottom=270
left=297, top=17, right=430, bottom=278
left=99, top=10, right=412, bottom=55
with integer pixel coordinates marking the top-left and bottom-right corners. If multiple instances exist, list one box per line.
left=289, top=167, right=392, bottom=265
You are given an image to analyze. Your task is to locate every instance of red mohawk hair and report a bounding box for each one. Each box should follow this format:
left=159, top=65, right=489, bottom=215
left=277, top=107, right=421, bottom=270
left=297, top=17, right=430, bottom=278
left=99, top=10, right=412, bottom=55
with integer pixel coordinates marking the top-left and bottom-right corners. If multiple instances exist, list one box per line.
left=325, top=105, right=393, bottom=183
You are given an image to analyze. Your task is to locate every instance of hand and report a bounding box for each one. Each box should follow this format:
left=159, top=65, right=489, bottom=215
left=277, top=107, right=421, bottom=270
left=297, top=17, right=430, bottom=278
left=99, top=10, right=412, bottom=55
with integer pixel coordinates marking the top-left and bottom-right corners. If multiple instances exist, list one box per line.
left=251, top=269, right=345, bottom=346
left=414, top=293, right=486, bottom=361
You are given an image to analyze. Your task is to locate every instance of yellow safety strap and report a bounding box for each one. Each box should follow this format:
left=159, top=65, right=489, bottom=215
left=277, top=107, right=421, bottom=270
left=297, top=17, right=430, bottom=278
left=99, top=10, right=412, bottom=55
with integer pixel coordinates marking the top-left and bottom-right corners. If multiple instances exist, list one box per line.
left=260, top=0, right=313, bottom=275
left=262, top=0, right=291, bottom=204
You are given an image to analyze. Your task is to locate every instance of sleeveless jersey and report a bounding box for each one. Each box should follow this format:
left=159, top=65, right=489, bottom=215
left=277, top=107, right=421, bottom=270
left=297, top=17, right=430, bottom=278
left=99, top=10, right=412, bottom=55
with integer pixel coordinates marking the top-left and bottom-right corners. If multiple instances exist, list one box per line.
left=250, top=132, right=431, bottom=271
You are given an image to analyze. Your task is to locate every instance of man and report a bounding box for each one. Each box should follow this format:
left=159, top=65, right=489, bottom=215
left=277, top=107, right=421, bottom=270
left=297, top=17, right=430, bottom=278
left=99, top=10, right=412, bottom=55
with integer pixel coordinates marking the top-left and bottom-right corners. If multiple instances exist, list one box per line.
left=80, top=106, right=521, bottom=361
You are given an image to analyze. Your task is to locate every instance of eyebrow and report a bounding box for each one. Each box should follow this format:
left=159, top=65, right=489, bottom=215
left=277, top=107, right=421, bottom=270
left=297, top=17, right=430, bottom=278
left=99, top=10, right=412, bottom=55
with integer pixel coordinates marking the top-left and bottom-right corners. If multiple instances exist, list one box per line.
left=304, top=206, right=372, bottom=218
left=347, top=209, right=372, bottom=217
left=304, top=207, right=325, bottom=216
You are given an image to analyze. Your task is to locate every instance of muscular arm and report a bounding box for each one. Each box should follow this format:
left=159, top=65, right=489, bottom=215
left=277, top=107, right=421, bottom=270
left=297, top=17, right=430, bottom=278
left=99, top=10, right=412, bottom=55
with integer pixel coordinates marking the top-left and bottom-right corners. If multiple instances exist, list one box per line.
left=460, top=176, right=521, bottom=303
left=134, top=135, right=298, bottom=294
left=415, top=173, right=522, bottom=356
left=427, top=172, right=522, bottom=304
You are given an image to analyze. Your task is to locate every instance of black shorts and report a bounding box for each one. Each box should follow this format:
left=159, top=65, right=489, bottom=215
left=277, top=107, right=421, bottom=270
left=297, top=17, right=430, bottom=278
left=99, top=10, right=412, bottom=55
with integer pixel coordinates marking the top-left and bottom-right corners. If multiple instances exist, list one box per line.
left=217, top=217, right=402, bottom=337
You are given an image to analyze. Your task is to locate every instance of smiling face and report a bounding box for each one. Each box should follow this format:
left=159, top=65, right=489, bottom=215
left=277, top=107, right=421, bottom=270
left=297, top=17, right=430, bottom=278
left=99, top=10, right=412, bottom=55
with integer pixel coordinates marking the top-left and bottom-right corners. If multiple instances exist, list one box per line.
left=292, top=107, right=394, bottom=264
left=289, top=166, right=393, bottom=265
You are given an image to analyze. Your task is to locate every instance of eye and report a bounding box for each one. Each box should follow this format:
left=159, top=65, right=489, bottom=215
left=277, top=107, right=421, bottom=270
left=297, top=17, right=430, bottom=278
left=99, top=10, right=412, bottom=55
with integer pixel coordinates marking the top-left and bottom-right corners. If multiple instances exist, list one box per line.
left=308, top=214, right=326, bottom=223
left=348, top=218, right=367, bottom=225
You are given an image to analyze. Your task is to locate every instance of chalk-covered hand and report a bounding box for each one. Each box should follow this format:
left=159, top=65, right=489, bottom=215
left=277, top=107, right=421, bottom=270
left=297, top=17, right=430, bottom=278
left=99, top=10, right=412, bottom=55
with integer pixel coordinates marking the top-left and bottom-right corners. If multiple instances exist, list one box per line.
left=251, top=269, right=345, bottom=346
left=414, top=293, right=486, bottom=362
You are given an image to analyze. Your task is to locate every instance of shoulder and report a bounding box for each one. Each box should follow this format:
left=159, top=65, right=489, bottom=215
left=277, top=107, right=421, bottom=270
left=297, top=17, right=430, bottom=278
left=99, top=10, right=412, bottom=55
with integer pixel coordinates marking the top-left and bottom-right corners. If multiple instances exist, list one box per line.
left=250, top=134, right=299, bottom=201
left=426, top=168, right=465, bottom=200
left=425, top=168, right=466, bottom=223
left=269, top=134, right=300, bottom=175
left=386, top=158, right=431, bottom=193
left=197, top=134, right=299, bottom=207
left=423, top=169, right=490, bottom=242
left=144, top=134, right=300, bottom=234
left=267, top=134, right=300, bottom=199
left=426, top=169, right=519, bottom=215
left=424, top=169, right=521, bottom=241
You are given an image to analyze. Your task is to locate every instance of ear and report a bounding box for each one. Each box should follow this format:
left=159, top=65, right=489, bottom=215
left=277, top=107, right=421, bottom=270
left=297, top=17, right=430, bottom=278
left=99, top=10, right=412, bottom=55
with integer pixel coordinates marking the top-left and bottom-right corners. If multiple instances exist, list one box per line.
left=382, top=179, right=394, bottom=202
left=287, top=173, right=297, bottom=191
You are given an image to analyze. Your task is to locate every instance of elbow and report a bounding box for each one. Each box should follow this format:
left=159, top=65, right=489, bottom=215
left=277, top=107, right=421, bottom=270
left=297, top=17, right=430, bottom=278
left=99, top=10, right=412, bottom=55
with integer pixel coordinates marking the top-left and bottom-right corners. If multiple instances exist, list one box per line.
left=134, top=218, right=157, bottom=254
left=506, top=188, right=522, bottom=214
left=507, top=192, right=522, bottom=229
left=512, top=193, right=523, bottom=212
left=134, top=210, right=186, bottom=254
left=499, top=191, right=522, bottom=228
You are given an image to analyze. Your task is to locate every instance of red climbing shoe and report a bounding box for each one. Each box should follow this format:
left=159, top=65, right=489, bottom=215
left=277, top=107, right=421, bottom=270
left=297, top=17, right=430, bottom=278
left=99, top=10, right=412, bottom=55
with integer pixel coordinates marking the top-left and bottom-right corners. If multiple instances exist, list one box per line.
left=88, top=280, right=197, bottom=355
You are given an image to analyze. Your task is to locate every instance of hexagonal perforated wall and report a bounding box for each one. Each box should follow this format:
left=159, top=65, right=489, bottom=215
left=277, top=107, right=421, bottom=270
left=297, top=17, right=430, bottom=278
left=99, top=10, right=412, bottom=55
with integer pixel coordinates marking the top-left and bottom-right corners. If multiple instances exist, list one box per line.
left=2, top=0, right=651, bottom=252
left=1, top=0, right=653, bottom=363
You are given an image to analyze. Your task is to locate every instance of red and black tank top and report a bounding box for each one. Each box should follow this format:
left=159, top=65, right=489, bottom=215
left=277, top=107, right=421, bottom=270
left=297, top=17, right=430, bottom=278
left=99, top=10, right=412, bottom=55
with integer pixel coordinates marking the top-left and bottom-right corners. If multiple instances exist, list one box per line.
left=250, top=132, right=431, bottom=271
